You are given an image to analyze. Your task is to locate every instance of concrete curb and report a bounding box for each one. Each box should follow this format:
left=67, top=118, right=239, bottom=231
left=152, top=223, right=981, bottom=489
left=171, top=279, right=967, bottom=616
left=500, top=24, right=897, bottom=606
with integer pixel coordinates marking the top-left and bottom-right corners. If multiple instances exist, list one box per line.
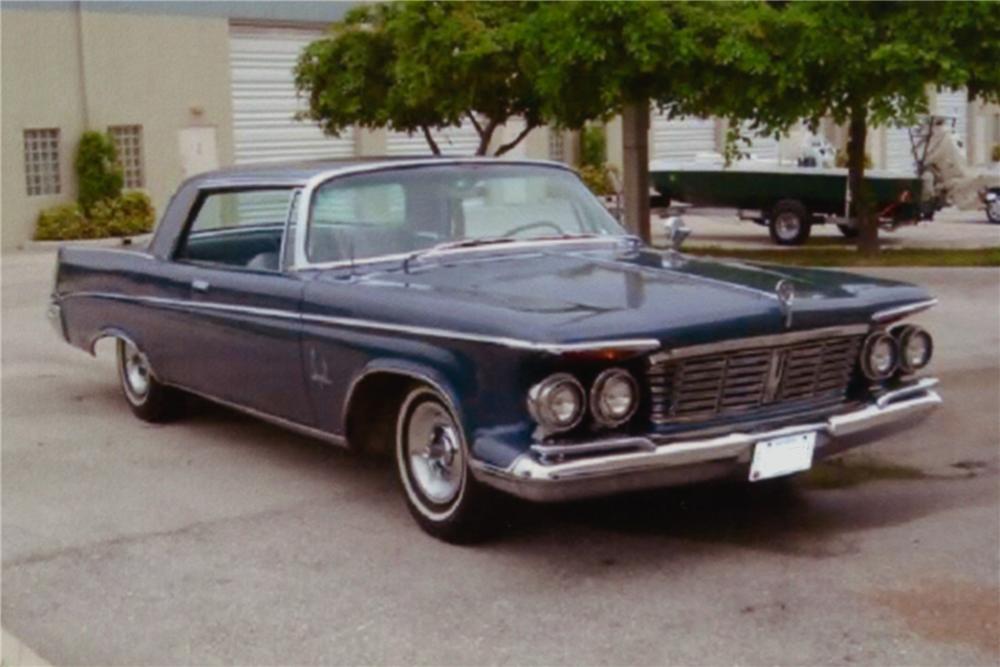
left=1, top=628, right=51, bottom=667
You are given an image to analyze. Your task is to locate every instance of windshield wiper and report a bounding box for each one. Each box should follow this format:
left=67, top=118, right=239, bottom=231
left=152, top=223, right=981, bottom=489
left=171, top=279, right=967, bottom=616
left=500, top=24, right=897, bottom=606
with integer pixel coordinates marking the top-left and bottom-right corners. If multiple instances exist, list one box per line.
left=402, top=236, right=519, bottom=271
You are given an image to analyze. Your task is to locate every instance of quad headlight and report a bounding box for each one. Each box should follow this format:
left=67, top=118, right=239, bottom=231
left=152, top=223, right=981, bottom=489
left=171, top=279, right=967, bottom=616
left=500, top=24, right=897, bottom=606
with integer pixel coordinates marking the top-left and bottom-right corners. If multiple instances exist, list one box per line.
left=894, top=324, right=933, bottom=373
left=527, top=373, right=585, bottom=433
left=590, top=368, right=639, bottom=427
left=861, top=332, right=898, bottom=381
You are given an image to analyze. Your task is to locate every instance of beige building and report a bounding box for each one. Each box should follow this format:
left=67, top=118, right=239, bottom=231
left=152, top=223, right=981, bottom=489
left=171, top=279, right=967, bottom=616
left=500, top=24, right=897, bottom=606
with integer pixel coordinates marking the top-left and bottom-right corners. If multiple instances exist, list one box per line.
left=0, top=2, right=571, bottom=252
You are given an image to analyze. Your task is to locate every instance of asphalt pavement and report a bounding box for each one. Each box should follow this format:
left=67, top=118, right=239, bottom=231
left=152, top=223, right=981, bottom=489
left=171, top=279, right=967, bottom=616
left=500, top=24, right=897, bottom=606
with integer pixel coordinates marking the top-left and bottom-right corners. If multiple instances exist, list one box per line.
left=2, top=249, right=998, bottom=666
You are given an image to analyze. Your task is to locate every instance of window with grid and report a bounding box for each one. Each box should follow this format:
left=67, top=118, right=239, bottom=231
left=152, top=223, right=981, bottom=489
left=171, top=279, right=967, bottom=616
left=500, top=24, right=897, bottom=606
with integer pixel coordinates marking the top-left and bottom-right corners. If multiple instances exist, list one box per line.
left=548, top=129, right=566, bottom=162
left=109, top=125, right=144, bottom=188
left=23, top=129, right=61, bottom=196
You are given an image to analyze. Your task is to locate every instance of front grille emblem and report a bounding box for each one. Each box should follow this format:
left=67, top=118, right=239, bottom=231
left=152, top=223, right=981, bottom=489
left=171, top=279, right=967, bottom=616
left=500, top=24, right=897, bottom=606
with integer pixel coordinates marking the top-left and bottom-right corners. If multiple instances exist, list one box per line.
left=764, top=350, right=787, bottom=402
left=776, top=279, right=795, bottom=328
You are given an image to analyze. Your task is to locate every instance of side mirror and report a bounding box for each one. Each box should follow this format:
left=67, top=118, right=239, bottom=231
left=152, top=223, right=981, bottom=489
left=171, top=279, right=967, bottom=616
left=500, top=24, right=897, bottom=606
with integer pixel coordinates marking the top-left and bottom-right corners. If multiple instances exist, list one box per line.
left=663, top=216, right=691, bottom=250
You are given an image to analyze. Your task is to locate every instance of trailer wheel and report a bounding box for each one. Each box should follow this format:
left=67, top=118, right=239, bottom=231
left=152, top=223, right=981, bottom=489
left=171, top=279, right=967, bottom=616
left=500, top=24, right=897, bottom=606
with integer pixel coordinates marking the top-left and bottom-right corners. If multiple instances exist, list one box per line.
left=768, top=200, right=811, bottom=246
left=836, top=224, right=860, bottom=239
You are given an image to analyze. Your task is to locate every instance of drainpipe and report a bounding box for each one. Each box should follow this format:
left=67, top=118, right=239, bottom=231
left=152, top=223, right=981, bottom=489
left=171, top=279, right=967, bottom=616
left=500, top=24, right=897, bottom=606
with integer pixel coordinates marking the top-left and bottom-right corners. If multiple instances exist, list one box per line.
left=75, top=0, right=90, bottom=128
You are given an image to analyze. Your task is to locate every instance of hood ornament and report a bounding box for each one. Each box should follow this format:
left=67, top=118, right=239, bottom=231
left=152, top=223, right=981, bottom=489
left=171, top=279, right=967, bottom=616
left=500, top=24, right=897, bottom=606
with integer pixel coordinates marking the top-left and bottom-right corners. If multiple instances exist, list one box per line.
left=776, top=279, right=795, bottom=328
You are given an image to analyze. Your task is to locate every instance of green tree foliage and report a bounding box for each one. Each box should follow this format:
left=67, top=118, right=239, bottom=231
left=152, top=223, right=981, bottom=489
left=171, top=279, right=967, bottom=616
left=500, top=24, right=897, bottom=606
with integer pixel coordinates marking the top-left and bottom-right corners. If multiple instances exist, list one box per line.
left=296, top=2, right=542, bottom=155
left=682, top=2, right=1000, bottom=253
left=75, top=131, right=123, bottom=214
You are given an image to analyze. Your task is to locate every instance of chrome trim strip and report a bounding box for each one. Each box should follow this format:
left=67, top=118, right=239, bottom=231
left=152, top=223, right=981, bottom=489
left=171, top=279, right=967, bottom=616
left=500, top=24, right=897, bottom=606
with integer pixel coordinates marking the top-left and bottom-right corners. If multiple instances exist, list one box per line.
left=872, top=299, right=938, bottom=322
left=168, top=382, right=348, bottom=447
left=647, top=324, right=869, bottom=364
left=59, top=291, right=660, bottom=354
left=471, top=380, right=942, bottom=502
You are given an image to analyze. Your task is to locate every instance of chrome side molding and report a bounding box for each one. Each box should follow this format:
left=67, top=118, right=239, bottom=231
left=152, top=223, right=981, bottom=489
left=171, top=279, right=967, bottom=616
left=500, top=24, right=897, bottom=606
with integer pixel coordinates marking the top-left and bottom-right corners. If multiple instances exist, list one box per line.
left=872, top=299, right=938, bottom=323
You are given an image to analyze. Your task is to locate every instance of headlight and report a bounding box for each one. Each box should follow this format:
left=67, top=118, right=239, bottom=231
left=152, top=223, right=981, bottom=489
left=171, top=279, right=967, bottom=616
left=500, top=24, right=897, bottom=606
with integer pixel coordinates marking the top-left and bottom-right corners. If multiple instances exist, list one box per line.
left=895, top=325, right=933, bottom=373
left=860, top=332, right=898, bottom=381
left=527, top=373, right=585, bottom=433
left=590, top=368, right=639, bottom=427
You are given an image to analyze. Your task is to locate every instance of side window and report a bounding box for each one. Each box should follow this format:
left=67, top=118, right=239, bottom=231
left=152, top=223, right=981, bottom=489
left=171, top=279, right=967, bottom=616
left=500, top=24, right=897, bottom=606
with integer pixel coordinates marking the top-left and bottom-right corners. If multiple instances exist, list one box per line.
left=175, top=189, right=294, bottom=270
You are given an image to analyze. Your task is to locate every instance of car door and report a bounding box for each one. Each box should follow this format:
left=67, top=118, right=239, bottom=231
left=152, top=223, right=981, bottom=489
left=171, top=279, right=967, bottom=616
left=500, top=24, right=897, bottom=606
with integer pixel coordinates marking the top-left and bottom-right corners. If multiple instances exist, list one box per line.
left=160, top=187, right=316, bottom=427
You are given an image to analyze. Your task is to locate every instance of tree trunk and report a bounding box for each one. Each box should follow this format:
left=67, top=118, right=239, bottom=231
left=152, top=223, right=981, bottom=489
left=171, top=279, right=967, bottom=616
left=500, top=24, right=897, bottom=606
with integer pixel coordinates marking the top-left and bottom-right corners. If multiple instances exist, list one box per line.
left=420, top=126, right=442, bottom=156
left=847, top=110, right=878, bottom=255
left=494, top=122, right=537, bottom=157
left=621, top=101, right=651, bottom=243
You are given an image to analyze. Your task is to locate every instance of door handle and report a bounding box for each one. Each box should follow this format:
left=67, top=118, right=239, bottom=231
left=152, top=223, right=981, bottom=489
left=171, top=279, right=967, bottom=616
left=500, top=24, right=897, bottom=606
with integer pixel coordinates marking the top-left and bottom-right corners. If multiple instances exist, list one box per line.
left=191, top=279, right=211, bottom=293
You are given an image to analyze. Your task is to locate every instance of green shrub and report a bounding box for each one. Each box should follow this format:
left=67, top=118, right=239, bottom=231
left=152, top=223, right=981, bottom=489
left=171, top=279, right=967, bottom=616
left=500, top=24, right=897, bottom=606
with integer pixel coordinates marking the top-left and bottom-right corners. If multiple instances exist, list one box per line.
left=34, top=192, right=155, bottom=241
left=577, top=163, right=619, bottom=196
left=580, top=124, right=607, bottom=168
left=35, top=203, right=88, bottom=240
left=75, top=131, right=123, bottom=213
left=88, top=192, right=156, bottom=238
left=991, top=144, right=1000, bottom=163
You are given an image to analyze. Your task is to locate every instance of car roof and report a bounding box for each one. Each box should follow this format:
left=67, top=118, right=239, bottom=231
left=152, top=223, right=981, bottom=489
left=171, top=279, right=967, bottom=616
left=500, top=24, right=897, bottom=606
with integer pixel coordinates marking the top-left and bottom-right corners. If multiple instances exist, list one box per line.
left=187, top=156, right=573, bottom=188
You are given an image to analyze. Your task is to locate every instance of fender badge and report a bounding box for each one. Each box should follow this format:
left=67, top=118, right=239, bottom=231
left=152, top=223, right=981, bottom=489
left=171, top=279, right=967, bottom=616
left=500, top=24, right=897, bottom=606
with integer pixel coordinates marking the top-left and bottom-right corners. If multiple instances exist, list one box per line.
left=776, top=279, right=795, bottom=328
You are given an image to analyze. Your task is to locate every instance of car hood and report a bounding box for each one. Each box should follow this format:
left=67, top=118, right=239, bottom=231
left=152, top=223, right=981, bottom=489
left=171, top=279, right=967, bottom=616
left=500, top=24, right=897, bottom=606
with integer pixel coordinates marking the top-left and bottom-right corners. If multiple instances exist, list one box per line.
left=305, top=244, right=932, bottom=347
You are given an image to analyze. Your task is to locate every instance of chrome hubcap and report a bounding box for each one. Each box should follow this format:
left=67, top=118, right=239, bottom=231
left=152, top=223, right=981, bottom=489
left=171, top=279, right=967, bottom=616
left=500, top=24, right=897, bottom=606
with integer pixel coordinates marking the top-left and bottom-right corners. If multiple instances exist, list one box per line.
left=406, top=401, right=464, bottom=504
left=775, top=213, right=801, bottom=239
left=121, top=341, right=150, bottom=400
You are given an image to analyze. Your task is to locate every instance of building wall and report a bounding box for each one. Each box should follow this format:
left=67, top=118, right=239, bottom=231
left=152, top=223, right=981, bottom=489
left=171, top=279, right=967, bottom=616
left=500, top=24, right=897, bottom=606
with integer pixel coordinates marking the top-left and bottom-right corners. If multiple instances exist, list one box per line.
left=1, top=8, right=87, bottom=250
left=2, top=6, right=233, bottom=251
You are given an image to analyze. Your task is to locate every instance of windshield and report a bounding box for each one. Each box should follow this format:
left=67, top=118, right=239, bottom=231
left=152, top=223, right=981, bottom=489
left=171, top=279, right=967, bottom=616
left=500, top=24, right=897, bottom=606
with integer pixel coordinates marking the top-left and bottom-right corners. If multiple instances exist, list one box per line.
left=306, top=163, right=626, bottom=264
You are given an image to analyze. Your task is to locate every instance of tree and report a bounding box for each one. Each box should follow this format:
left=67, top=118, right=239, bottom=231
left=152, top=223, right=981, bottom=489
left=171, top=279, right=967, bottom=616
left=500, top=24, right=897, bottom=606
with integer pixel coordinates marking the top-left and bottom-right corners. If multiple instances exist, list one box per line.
left=295, top=2, right=542, bottom=156
left=517, top=1, right=691, bottom=240
left=75, top=131, right=123, bottom=214
left=684, top=3, right=1000, bottom=254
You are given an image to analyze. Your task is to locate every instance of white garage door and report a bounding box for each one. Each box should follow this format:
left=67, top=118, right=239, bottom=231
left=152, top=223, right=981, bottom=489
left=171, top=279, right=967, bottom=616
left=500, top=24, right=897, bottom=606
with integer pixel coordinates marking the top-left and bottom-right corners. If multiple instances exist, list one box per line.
left=229, top=25, right=356, bottom=164
left=886, top=125, right=918, bottom=173
left=740, top=122, right=779, bottom=161
left=386, top=120, right=482, bottom=156
left=651, top=112, right=716, bottom=161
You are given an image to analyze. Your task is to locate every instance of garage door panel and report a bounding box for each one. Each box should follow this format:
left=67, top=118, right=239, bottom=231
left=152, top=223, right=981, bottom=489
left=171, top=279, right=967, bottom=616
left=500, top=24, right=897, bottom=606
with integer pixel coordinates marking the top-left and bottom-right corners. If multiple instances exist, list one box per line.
left=230, top=25, right=354, bottom=165
left=652, top=113, right=716, bottom=161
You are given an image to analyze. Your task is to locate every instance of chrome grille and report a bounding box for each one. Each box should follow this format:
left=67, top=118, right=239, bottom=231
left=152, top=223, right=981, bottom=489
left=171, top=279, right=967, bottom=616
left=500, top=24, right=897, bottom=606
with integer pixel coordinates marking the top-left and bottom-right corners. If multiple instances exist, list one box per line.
left=648, top=335, right=863, bottom=424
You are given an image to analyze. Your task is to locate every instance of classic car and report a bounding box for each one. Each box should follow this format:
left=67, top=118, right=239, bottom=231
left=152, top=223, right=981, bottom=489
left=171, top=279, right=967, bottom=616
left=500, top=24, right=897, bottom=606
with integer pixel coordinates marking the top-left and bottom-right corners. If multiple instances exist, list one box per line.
left=49, top=158, right=942, bottom=542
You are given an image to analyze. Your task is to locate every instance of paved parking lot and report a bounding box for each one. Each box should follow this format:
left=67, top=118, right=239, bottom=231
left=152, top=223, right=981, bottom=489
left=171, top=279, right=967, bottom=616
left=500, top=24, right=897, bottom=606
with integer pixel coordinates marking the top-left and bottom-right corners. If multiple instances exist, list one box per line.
left=2, top=249, right=998, bottom=665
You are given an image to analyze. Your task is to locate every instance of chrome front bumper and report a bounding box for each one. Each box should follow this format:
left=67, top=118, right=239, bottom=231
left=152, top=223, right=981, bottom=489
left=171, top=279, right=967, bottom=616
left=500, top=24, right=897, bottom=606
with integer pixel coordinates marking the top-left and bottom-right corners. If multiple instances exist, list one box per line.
left=470, top=379, right=942, bottom=503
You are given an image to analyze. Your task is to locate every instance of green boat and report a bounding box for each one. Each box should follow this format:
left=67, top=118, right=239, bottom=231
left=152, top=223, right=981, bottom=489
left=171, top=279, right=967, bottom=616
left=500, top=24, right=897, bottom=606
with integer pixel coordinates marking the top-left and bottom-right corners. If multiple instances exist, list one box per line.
left=649, top=160, right=932, bottom=245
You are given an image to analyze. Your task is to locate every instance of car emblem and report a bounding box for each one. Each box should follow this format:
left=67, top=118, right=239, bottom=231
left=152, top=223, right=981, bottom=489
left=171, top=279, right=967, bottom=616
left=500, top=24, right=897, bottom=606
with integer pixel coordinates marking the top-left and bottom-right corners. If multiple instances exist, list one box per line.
left=776, top=279, right=795, bottom=328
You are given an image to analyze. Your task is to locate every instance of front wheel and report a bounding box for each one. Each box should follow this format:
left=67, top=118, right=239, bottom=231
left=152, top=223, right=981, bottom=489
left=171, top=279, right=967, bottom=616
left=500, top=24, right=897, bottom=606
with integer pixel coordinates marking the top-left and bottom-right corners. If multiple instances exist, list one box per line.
left=116, top=339, right=183, bottom=422
left=768, top=200, right=812, bottom=246
left=395, top=386, right=496, bottom=543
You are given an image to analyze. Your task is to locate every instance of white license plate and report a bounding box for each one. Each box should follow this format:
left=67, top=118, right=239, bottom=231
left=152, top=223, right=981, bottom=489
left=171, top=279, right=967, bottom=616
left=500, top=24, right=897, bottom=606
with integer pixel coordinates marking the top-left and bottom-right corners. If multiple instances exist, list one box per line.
left=750, top=432, right=816, bottom=482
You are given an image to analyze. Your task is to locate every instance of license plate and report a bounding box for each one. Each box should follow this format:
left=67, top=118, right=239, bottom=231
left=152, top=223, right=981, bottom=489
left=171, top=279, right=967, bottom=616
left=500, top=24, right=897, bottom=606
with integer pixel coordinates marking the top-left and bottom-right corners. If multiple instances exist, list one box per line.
left=750, top=432, right=816, bottom=482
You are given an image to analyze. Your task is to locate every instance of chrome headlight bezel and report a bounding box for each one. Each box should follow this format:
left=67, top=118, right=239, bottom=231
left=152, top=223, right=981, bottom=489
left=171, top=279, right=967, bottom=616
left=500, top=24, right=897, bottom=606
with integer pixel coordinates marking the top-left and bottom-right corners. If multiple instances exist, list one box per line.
left=527, top=373, right=586, bottom=434
left=589, top=368, right=639, bottom=428
left=860, top=331, right=899, bottom=381
left=894, top=324, right=933, bottom=374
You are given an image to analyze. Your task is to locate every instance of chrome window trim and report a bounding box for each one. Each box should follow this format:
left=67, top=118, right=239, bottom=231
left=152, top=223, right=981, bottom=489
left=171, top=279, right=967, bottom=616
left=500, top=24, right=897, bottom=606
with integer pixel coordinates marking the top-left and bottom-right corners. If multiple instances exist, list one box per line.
left=871, top=299, right=938, bottom=322
left=291, top=158, right=584, bottom=271
left=58, top=291, right=660, bottom=355
left=647, top=324, right=870, bottom=365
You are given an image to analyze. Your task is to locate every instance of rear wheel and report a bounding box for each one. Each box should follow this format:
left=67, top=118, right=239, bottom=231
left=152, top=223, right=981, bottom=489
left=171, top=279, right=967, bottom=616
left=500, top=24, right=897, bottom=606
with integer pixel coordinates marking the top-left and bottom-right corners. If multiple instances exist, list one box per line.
left=987, top=196, right=1000, bottom=224
left=395, top=386, right=496, bottom=543
left=116, top=339, right=183, bottom=422
left=768, top=200, right=811, bottom=246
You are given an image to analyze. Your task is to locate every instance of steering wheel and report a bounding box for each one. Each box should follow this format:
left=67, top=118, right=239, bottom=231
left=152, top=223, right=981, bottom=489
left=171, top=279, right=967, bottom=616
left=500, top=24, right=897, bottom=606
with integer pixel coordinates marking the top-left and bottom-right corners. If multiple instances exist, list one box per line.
left=501, top=221, right=563, bottom=238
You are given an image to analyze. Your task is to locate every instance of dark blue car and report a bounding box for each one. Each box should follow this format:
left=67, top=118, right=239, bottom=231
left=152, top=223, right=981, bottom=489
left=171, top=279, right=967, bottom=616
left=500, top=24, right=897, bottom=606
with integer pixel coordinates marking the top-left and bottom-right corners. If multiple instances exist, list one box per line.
left=49, top=158, right=942, bottom=542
